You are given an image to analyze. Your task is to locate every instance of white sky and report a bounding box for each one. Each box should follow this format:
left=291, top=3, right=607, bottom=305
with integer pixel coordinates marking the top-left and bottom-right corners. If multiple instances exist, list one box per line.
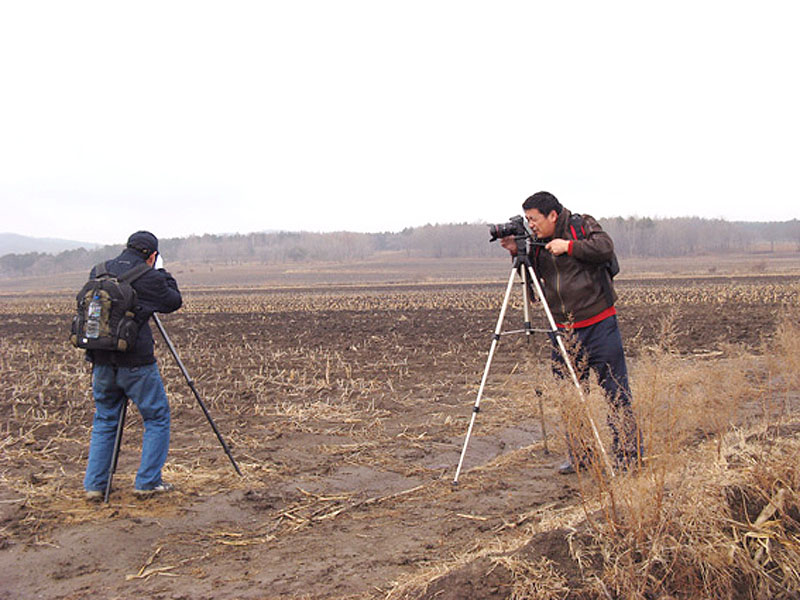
left=1, top=1, right=798, bottom=245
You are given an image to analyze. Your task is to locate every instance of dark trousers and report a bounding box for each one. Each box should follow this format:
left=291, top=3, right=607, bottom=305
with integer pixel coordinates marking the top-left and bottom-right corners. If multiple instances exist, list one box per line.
left=551, top=315, right=642, bottom=463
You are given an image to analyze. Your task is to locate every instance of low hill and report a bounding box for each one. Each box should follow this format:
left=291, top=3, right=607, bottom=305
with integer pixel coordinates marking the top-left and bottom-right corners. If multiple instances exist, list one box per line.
left=0, top=232, right=99, bottom=256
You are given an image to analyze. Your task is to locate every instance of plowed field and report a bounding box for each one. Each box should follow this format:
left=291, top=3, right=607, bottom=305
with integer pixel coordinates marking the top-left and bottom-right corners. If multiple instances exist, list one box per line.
left=1, top=272, right=798, bottom=598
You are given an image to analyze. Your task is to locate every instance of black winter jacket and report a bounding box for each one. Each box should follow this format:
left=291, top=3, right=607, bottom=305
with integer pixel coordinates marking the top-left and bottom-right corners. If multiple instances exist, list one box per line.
left=87, top=249, right=182, bottom=367
left=529, top=209, right=617, bottom=325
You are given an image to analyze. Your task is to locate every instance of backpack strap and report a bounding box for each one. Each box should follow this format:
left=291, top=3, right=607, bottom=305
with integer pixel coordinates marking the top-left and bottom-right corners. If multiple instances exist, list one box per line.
left=568, top=213, right=616, bottom=308
left=119, top=262, right=152, bottom=284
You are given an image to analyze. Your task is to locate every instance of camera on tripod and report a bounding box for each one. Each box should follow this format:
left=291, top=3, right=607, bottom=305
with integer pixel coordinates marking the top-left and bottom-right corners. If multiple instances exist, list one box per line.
left=455, top=214, right=615, bottom=485
left=489, top=215, right=529, bottom=242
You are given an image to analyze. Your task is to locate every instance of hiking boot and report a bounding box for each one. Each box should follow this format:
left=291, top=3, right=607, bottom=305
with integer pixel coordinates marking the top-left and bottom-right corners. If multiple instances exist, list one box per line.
left=85, top=490, right=103, bottom=502
left=133, top=482, right=175, bottom=497
left=558, top=460, right=576, bottom=475
left=558, top=457, right=591, bottom=475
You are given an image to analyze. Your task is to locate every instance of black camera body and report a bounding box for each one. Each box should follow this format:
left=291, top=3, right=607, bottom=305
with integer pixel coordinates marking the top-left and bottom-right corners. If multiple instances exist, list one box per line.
left=489, top=215, right=529, bottom=242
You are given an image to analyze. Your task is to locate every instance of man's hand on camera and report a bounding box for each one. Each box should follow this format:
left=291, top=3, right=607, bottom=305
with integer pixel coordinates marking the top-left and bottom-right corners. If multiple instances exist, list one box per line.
left=500, top=236, right=518, bottom=256
left=546, top=239, right=570, bottom=256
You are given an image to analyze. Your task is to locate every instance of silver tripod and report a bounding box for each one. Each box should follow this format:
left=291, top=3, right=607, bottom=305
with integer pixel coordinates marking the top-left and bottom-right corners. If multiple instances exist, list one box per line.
left=452, top=236, right=613, bottom=485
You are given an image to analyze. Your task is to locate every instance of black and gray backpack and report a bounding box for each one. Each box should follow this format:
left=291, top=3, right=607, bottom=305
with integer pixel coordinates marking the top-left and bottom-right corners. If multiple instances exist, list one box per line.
left=70, top=261, right=150, bottom=352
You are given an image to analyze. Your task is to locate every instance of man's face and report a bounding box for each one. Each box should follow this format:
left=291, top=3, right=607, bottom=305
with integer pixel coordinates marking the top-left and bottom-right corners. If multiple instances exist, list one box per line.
left=524, top=208, right=558, bottom=239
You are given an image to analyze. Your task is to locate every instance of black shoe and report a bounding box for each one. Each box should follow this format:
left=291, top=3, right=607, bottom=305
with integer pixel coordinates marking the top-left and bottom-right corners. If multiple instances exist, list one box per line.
left=558, top=456, right=593, bottom=475
left=558, top=459, right=576, bottom=475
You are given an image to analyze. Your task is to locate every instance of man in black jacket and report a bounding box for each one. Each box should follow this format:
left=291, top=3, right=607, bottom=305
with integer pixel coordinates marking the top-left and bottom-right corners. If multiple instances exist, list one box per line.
left=83, top=231, right=182, bottom=499
left=501, top=192, right=642, bottom=474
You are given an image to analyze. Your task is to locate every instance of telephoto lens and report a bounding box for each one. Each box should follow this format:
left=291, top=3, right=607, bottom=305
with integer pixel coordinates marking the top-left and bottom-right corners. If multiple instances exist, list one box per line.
left=489, top=215, right=527, bottom=241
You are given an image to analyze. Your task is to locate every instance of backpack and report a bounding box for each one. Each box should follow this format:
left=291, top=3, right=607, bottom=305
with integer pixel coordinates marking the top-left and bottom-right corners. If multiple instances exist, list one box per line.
left=70, top=261, right=151, bottom=352
left=568, top=214, right=620, bottom=278
left=568, top=213, right=619, bottom=306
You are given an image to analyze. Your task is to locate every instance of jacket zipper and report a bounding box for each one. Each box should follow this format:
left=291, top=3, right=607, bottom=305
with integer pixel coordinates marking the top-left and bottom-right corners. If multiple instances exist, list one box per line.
left=552, top=253, right=567, bottom=317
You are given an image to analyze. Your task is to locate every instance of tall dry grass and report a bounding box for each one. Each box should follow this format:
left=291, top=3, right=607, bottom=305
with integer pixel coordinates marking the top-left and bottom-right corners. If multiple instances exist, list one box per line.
left=499, top=310, right=800, bottom=599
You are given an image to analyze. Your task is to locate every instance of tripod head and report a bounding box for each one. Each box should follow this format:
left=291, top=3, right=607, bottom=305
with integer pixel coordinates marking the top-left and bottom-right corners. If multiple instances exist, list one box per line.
left=511, top=235, right=532, bottom=269
left=511, top=235, right=547, bottom=270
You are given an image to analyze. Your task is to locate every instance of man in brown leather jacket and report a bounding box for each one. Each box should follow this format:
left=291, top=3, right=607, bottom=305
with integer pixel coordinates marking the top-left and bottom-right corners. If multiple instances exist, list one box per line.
left=501, top=191, right=642, bottom=474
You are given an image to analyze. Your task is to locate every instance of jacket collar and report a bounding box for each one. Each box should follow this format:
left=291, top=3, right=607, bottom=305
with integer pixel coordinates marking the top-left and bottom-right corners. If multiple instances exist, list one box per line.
left=553, top=208, right=572, bottom=239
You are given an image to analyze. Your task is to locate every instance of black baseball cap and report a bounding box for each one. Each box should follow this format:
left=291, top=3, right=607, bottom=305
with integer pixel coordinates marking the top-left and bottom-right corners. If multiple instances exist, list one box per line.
left=126, top=231, right=159, bottom=257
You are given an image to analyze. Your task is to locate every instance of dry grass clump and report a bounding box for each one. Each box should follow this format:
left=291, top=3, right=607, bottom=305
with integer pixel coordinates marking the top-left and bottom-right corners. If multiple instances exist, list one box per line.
left=768, top=312, right=800, bottom=391
left=496, top=311, right=800, bottom=599
left=570, top=433, right=800, bottom=600
left=493, top=555, right=570, bottom=600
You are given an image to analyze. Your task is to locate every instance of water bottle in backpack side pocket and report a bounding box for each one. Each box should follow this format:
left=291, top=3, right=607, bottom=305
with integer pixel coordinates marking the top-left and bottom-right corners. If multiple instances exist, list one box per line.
left=86, top=292, right=102, bottom=338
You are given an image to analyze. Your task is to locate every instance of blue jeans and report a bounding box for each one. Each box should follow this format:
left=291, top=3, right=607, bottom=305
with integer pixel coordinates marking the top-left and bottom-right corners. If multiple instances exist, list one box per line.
left=551, top=315, right=642, bottom=463
left=83, top=362, right=171, bottom=492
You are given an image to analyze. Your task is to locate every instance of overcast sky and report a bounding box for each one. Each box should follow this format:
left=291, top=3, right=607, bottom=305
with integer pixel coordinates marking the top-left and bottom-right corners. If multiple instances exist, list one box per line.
left=1, top=1, right=798, bottom=245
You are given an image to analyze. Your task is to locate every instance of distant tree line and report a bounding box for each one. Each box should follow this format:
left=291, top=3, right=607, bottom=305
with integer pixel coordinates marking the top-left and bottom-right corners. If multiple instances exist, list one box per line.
left=601, top=217, right=800, bottom=257
left=2, top=217, right=798, bottom=277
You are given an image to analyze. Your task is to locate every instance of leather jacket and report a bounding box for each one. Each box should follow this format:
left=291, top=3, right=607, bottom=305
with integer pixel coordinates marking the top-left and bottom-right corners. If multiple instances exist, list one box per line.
left=528, top=209, right=617, bottom=325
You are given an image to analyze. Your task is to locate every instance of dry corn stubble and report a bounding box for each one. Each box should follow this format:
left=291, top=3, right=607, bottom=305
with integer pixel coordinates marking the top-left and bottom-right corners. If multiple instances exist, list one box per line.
left=1, top=279, right=799, bottom=599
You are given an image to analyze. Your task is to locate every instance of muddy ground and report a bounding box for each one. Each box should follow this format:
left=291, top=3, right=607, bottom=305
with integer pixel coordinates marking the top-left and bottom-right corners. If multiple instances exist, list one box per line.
left=0, top=274, right=797, bottom=599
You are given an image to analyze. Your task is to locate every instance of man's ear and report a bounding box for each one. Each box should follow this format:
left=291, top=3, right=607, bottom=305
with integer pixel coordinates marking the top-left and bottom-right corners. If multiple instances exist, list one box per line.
left=146, top=251, right=158, bottom=267
left=548, top=210, right=559, bottom=224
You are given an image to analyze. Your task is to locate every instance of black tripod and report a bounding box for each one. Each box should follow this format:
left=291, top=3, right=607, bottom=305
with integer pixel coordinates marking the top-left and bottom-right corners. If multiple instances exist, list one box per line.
left=452, top=236, right=613, bottom=485
left=104, top=314, right=242, bottom=502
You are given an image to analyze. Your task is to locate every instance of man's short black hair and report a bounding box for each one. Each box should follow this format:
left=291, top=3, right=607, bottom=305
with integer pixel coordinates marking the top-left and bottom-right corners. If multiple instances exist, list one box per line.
left=522, top=191, right=563, bottom=216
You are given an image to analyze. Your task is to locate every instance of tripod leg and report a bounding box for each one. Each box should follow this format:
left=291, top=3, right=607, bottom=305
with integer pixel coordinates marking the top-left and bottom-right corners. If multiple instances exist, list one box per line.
left=524, top=265, right=615, bottom=476
left=104, top=398, right=127, bottom=503
left=453, top=268, right=518, bottom=485
left=537, top=390, right=549, bottom=455
left=152, top=314, right=243, bottom=476
left=520, top=266, right=533, bottom=341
